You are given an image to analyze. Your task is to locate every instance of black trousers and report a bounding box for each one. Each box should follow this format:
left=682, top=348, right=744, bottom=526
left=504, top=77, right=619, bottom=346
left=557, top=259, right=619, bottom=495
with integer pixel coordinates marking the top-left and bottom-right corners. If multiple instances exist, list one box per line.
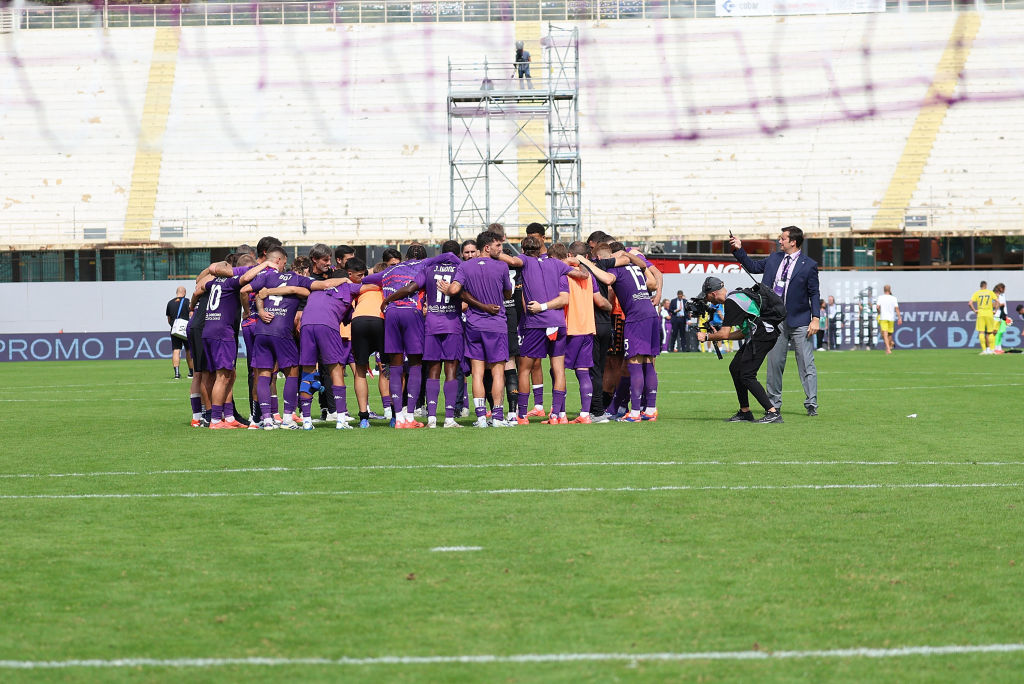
left=589, top=323, right=613, bottom=416
left=729, top=336, right=777, bottom=412
left=669, top=319, right=687, bottom=351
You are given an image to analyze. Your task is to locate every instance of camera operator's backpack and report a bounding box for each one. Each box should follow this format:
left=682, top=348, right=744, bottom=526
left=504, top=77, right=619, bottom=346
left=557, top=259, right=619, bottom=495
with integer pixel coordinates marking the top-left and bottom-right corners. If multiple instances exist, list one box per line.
left=735, top=282, right=787, bottom=326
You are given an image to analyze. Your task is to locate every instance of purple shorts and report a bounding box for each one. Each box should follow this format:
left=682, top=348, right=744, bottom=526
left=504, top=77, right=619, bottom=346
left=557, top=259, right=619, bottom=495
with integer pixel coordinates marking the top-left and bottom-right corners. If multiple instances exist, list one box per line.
left=299, top=324, right=347, bottom=366
left=339, top=337, right=354, bottom=366
left=464, top=326, right=509, bottom=364
left=384, top=307, right=425, bottom=356
left=241, top=326, right=256, bottom=363
left=564, top=334, right=594, bottom=369
left=203, top=338, right=238, bottom=372
left=623, top=317, right=661, bottom=359
left=424, top=331, right=464, bottom=362
left=251, top=334, right=299, bottom=369
left=520, top=326, right=567, bottom=359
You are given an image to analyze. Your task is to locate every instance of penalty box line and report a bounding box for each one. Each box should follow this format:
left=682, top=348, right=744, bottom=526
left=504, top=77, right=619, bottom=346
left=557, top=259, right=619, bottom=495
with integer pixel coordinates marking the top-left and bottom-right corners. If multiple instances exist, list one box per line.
left=3, top=460, right=1024, bottom=480
left=1, top=643, right=1023, bottom=669
left=0, top=482, right=1021, bottom=500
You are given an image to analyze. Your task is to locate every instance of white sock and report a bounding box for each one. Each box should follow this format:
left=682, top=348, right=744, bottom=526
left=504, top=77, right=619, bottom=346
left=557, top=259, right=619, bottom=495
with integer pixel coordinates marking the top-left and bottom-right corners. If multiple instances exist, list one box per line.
left=629, top=410, right=640, bottom=418
left=474, top=398, right=485, bottom=409
left=579, top=412, right=589, bottom=418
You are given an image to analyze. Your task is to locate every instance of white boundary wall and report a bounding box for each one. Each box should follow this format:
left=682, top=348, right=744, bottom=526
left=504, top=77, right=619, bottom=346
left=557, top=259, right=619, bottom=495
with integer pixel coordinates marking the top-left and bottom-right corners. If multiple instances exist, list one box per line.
left=2, top=272, right=1021, bottom=335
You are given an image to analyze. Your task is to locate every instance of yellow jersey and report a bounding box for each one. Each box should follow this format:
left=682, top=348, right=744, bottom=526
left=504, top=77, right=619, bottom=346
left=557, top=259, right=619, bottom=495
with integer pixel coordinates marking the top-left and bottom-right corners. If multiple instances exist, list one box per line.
left=970, top=289, right=997, bottom=317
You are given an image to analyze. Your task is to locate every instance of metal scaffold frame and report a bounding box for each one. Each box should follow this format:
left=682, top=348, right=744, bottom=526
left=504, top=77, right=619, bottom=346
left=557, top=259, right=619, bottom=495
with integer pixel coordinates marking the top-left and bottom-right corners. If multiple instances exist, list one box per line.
left=448, top=24, right=581, bottom=243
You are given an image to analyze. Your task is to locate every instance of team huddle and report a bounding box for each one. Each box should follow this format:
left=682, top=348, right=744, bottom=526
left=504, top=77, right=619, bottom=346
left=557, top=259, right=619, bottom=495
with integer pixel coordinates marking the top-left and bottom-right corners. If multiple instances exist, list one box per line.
left=182, top=225, right=665, bottom=430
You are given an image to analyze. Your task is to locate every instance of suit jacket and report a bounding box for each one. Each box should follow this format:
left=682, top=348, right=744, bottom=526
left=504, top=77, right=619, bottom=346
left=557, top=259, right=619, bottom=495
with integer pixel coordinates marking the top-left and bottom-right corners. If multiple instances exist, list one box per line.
left=668, top=297, right=688, bottom=324
left=733, top=248, right=821, bottom=328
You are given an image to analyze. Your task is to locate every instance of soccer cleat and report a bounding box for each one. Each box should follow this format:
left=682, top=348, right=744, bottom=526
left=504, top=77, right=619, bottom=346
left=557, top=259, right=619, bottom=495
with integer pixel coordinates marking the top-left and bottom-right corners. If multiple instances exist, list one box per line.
left=515, top=416, right=530, bottom=426
left=262, top=419, right=276, bottom=430
left=336, top=420, right=354, bottom=430
left=617, top=414, right=643, bottom=423
left=427, top=417, right=438, bottom=429
left=725, top=411, right=755, bottom=422
left=396, top=420, right=424, bottom=429
left=338, top=412, right=355, bottom=423
left=190, top=418, right=202, bottom=428
left=641, top=411, right=658, bottom=422
left=756, top=411, right=784, bottom=424
left=459, top=407, right=470, bottom=418
left=291, top=412, right=301, bottom=423
left=443, top=418, right=463, bottom=428
left=615, top=408, right=628, bottom=419
left=414, top=406, right=426, bottom=418
left=389, top=416, right=397, bottom=428
left=173, top=371, right=181, bottom=380
left=806, top=406, right=818, bottom=417
left=540, top=414, right=563, bottom=425
left=473, top=417, right=489, bottom=428
left=558, top=416, right=569, bottom=424
left=273, top=413, right=283, bottom=425
left=359, top=418, right=371, bottom=429
left=367, top=410, right=385, bottom=420
left=208, top=421, right=230, bottom=430
left=200, top=418, right=210, bottom=428
left=281, top=418, right=302, bottom=430
left=247, top=421, right=261, bottom=430
left=187, top=370, right=194, bottom=378
left=490, top=419, right=507, bottom=427
left=590, top=413, right=610, bottom=424
left=525, top=407, right=546, bottom=418
left=224, top=418, right=246, bottom=429
left=569, top=415, right=592, bottom=424
left=302, top=421, right=315, bottom=431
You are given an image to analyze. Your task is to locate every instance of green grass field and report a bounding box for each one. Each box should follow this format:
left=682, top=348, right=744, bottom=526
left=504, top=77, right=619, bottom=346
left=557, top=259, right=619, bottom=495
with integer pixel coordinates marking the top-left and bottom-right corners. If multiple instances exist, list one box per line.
left=1, top=350, right=1022, bottom=682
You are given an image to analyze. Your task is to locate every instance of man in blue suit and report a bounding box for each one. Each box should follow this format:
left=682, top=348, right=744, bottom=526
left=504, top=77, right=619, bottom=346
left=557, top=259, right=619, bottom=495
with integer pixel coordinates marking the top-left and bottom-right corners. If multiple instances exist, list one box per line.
left=729, top=227, right=820, bottom=416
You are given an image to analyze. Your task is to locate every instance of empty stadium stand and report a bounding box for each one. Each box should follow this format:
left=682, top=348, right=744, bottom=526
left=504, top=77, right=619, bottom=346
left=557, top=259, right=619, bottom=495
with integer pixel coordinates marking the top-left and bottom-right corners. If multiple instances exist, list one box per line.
left=1, top=9, right=1022, bottom=250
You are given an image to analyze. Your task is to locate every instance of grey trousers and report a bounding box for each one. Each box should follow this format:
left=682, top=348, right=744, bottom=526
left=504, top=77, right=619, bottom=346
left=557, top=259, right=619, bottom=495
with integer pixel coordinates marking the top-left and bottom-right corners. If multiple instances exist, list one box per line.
left=766, top=322, right=818, bottom=411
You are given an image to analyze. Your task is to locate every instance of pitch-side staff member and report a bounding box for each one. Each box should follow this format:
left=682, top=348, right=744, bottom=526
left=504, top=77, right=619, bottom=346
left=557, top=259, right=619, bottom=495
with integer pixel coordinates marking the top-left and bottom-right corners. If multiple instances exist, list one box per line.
left=729, top=227, right=820, bottom=417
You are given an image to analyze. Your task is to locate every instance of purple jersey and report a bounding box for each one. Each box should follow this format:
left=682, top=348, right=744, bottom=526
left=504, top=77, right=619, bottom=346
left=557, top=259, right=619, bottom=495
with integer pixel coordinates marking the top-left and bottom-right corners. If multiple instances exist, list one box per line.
left=454, top=257, right=510, bottom=333
left=519, top=254, right=571, bottom=329
left=200, top=275, right=244, bottom=341
left=301, top=282, right=359, bottom=328
left=249, top=270, right=314, bottom=338
left=609, top=263, right=657, bottom=321
left=414, top=252, right=463, bottom=335
left=363, top=259, right=425, bottom=310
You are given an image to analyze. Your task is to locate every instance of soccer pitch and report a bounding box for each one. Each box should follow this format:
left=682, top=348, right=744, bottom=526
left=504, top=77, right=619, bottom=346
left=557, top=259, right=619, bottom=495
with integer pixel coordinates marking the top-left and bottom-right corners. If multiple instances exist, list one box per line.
left=1, top=350, right=1022, bottom=681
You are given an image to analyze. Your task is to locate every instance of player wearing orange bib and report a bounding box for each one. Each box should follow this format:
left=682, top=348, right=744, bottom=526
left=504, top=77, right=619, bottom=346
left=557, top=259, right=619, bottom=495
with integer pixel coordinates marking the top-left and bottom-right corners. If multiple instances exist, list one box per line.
left=553, top=243, right=613, bottom=423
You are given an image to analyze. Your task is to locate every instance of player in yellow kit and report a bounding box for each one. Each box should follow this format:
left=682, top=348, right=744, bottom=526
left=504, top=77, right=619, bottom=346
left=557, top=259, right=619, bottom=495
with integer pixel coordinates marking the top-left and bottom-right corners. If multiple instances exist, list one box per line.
left=969, top=280, right=999, bottom=355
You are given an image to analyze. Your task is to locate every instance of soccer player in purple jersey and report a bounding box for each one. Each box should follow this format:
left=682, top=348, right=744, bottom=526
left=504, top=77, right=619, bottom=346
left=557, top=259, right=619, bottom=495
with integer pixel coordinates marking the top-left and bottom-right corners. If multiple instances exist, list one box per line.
left=497, top=236, right=590, bottom=425
left=197, top=259, right=269, bottom=429
left=240, top=246, right=315, bottom=429
left=447, top=231, right=513, bottom=428
left=381, top=240, right=464, bottom=428
left=598, top=246, right=660, bottom=422
left=362, top=244, right=429, bottom=429
left=207, top=236, right=283, bottom=427
left=261, top=276, right=370, bottom=430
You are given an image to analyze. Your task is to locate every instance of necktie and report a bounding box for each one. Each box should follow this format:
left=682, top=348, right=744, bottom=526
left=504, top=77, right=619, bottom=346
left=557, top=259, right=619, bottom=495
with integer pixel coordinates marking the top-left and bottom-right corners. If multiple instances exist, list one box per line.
left=774, top=256, right=792, bottom=296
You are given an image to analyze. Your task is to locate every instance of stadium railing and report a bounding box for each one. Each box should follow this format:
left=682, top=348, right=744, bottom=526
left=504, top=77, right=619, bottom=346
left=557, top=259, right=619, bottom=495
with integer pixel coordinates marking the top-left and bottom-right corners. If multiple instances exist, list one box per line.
left=10, top=0, right=1023, bottom=31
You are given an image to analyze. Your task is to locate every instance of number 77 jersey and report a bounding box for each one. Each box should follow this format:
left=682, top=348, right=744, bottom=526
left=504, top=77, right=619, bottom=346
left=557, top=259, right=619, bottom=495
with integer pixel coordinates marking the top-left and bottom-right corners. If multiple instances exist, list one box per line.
left=414, top=252, right=464, bottom=335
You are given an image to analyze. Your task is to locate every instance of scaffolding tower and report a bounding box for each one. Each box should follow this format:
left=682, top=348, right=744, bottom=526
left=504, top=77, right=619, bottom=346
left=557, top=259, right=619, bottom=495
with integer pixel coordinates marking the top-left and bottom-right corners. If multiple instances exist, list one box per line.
left=448, top=24, right=580, bottom=243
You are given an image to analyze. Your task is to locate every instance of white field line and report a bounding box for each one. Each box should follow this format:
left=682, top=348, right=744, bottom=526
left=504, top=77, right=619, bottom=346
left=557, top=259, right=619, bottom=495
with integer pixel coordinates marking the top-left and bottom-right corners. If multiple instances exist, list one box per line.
left=2, top=460, right=1022, bottom=480
left=667, top=382, right=1023, bottom=394
left=0, top=643, right=1022, bottom=669
left=0, top=483, right=1020, bottom=501
left=430, top=546, right=483, bottom=552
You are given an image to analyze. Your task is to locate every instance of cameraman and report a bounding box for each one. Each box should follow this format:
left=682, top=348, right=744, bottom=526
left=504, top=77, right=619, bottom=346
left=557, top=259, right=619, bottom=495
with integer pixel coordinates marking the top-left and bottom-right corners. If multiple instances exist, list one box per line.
left=696, top=277, right=783, bottom=424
